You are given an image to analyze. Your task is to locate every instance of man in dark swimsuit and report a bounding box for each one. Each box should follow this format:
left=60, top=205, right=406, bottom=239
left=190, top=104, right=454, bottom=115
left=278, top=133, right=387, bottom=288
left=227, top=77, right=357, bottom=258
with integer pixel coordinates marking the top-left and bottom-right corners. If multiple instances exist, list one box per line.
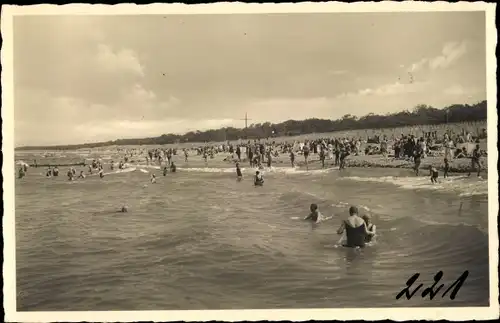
left=337, top=206, right=374, bottom=248
left=303, top=143, right=310, bottom=165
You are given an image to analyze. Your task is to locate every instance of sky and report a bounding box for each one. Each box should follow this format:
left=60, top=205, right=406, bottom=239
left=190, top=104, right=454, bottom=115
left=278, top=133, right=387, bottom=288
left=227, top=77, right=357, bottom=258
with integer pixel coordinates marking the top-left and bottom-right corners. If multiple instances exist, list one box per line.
left=13, top=12, right=486, bottom=146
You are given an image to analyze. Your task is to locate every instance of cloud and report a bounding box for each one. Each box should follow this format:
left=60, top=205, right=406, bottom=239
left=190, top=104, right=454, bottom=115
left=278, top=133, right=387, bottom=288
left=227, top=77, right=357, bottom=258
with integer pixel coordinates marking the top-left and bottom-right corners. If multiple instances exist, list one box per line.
left=338, top=80, right=428, bottom=99
left=95, top=44, right=144, bottom=77
left=328, top=70, right=349, bottom=76
left=409, top=41, right=468, bottom=72
left=444, top=84, right=466, bottom=96
left=410, top=58, right=429, bottom=72
left=72, top=118, right=239, bottom=142
left=429, top=41, right=468, bottom=70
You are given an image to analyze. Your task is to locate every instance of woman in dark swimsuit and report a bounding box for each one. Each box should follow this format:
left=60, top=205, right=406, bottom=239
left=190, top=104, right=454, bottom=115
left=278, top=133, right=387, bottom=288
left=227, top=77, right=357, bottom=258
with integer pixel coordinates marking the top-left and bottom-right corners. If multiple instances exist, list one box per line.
left=337, top=206, right=374, bottom=248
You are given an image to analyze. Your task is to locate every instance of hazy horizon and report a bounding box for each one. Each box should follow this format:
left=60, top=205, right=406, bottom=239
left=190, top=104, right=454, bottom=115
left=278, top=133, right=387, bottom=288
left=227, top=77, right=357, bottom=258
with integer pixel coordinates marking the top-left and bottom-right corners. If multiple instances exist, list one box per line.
left=14, top=12, right=486, bottom=146
left=14, top=100, right=487, bottom=148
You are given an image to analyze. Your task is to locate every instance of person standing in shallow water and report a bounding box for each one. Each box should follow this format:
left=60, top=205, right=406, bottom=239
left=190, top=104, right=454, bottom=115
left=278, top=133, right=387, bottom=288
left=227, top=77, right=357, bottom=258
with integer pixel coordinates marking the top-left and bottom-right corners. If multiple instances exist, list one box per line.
left=236, top=162, right=243, bottom=181
left=468, top=144, right=482, bottom=177
left=319, top=148, right=326, bottom=169
left=290, top=150, right=295, bottom=168
left=337, top=206, right=374, bottom=248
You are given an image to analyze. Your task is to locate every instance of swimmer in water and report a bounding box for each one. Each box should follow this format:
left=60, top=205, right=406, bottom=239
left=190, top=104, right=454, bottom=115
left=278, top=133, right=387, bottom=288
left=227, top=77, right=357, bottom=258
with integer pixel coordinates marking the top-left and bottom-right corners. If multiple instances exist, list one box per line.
left=151, top=174, right=157, bottom=184
left=170, top=162, right=177, bottom=173
left=254, top=171, right=264, bottom=186
left=304, top=203, right=323, bottom=224
left=361, top=214, right=376, bottom=243
left=67, top=169, right=74, bottom=181
left=337, top=206, right=374, bottom=248
left=120, top=205, right=128, bottom=213
left=78, top=171, right=86, bottom=179
left=429, top=165, right=439, bottom=184
left=163, top=166, right=168, bottom=176
left=236, top=162, right=243, bottom=180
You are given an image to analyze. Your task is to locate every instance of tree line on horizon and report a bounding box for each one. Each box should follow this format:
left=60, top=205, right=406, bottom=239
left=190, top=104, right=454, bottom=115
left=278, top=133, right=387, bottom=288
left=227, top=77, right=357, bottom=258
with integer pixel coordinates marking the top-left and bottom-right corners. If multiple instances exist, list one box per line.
left=17, top=100, right=487, bottom=150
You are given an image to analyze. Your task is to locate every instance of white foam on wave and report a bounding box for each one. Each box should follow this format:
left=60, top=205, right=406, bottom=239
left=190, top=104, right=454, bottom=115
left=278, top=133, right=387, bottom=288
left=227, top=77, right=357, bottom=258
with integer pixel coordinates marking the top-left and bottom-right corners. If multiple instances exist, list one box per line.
left=340, top=175, right=487, bottom=196
left=102, top=167, right=137, bottom=176
left=179, top=167, right=235, bottom=173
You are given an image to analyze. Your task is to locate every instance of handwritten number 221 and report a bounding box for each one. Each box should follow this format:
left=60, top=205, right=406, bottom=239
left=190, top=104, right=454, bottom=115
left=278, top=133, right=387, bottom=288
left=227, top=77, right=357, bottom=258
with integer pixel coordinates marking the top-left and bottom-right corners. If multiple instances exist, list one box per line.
left=396, top=271, right=469, bottom=300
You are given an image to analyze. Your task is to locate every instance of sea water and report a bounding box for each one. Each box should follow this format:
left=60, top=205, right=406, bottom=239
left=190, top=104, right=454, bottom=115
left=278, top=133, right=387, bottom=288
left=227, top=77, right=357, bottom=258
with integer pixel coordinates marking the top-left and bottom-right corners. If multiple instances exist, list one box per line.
left=14, top=151, right=489, bottom=310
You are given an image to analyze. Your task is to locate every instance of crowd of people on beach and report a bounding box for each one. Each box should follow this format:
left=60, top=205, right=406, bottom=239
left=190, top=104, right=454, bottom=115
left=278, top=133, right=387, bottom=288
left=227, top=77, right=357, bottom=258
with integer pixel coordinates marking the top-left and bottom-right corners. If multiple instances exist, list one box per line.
left=18, top=126, right=486, bottom=184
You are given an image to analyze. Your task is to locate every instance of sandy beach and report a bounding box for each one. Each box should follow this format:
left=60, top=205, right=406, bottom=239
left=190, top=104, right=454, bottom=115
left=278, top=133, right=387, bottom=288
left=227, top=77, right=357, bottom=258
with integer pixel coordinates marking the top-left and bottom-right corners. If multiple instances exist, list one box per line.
left=222, top=152, right=488, bottom=174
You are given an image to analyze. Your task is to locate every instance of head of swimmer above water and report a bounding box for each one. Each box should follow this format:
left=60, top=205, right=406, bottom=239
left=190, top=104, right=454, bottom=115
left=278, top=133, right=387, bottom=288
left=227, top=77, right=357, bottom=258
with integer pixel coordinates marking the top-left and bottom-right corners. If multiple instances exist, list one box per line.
left=310, top=203, right=318, bottom=213
left=349, top=206, right=358, bottom=216
left=362, top=214, right=371, bottom=224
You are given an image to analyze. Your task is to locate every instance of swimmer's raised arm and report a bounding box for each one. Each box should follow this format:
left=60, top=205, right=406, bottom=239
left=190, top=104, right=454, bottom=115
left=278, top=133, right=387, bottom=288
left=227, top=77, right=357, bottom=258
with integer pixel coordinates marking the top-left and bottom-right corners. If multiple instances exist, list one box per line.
left=337, top=221, right=345, bottom=235
left=304, top=213, right=313, bottom=221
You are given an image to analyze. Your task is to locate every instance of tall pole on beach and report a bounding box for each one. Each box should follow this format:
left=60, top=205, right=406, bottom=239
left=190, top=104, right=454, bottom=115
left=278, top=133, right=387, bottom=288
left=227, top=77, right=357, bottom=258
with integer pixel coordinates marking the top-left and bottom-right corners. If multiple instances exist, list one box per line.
left=241, top=112, right=252, bottom=140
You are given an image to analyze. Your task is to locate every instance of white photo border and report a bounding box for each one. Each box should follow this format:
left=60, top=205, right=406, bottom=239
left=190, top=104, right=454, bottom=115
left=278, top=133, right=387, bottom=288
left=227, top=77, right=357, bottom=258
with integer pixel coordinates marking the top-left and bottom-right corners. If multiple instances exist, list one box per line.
left=2, top=2, right=498, bottom=322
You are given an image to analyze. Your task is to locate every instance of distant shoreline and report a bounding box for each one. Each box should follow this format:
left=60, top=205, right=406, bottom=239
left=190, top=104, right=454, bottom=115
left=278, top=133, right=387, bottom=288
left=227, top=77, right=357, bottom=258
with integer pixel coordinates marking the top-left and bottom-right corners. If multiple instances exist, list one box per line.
left=15, top=101, right=487, bottom=150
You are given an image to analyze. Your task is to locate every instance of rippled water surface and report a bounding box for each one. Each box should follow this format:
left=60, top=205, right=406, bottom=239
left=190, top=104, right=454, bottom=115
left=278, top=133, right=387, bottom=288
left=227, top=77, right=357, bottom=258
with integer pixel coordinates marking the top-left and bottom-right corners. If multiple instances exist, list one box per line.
left=15, top=151, right=490, bottom=310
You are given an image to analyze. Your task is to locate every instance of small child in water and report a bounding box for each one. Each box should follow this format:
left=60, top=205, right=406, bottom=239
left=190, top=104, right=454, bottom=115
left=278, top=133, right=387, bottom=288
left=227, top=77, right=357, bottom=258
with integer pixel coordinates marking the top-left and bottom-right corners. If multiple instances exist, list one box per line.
left=429, top=165, right=439, bottom=184
left=362, top=214, right=376, bottom=243
left=254, top=171, right=264, bottom=186
left=304, top=203, right=323, bottom=224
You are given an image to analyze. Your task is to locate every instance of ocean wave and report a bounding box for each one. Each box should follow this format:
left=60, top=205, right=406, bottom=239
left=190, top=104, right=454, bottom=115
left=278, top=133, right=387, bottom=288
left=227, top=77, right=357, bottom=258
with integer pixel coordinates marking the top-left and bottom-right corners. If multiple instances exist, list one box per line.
left=339, top=175, right=487, bottom=196
left=130, top=164, right=337, bottom=176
